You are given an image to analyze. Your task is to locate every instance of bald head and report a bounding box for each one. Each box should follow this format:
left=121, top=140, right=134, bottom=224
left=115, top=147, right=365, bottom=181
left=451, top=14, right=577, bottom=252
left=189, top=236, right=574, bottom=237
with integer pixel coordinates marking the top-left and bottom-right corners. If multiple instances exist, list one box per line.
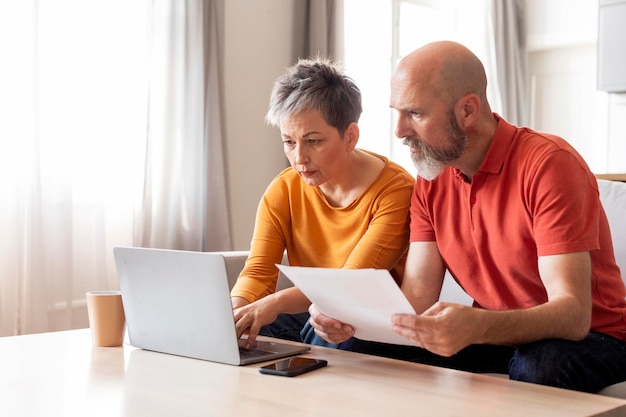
left=394, top=41, right=488, bottom=106
left=390, top=41, right=498, bottom=179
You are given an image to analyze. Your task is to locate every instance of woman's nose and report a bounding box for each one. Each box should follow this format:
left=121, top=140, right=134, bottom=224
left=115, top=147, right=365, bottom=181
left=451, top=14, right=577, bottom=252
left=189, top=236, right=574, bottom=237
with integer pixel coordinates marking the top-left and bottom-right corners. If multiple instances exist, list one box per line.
left=293, top=145, right=308, bottom=165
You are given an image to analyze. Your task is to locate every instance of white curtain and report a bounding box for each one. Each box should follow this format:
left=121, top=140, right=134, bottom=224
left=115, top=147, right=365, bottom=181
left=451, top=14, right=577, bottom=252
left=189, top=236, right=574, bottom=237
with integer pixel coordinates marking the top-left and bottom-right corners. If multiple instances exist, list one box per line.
left=304, top=0, right=345, bottom=60
left=0, top=0, right=149, bottom=336
left=136, top=0, right=231, bottom=252
left=0, top=0, right=230, bottom=336
left=491, top=0, right=529, bottom=126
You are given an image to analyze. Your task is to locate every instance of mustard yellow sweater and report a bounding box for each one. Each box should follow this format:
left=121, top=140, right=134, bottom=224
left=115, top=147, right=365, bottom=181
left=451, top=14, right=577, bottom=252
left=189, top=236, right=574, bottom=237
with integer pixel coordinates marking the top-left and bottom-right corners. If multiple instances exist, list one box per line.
left=231, top=151, right=415, bottom=303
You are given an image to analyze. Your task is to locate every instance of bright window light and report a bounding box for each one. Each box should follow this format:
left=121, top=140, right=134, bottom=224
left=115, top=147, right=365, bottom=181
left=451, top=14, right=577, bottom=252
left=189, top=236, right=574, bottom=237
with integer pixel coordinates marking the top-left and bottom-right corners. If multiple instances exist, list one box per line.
left=343, top=0, right=494, bottom=177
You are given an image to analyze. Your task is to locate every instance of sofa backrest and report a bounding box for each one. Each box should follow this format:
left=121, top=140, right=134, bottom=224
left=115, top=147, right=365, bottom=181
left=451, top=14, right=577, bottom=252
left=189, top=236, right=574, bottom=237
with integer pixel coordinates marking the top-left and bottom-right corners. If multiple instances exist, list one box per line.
left=217, top=251, right=292, bottom=291
left=217, top=249, right=473, bottom=304
left=598, top=179, right=626, bottom=284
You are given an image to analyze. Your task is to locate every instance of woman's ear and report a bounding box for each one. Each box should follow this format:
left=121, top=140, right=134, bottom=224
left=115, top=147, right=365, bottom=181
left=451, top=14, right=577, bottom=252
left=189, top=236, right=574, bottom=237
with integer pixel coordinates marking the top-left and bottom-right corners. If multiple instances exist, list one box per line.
left=344, top=122, right=360, bottom=150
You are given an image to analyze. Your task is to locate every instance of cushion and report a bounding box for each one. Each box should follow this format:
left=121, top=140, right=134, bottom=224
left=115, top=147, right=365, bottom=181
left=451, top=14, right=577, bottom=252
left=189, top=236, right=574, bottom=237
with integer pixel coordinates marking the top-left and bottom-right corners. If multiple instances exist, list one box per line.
left=597, top=179, right=626, bottom=280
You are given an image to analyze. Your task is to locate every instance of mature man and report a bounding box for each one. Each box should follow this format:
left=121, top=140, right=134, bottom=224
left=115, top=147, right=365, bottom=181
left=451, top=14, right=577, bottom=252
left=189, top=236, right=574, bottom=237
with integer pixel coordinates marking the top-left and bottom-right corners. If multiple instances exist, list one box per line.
left=308, top=41, right=626, bottom=393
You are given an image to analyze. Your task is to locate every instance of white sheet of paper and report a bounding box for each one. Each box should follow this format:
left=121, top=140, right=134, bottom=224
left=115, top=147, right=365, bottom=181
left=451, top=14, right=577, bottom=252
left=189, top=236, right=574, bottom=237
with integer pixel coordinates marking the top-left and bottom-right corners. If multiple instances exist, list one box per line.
left=276, top=264, right=416, bottom=346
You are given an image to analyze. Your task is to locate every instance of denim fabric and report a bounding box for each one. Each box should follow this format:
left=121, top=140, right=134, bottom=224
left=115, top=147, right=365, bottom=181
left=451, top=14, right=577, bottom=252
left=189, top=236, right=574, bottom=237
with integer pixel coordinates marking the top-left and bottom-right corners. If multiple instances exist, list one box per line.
left=509, top=331, right=626, bottom=393
left=300, top=320, right=513, bottom=373
left=302, top=320, right=626, bottom=393
left=258, top=312, right=310, bottom=342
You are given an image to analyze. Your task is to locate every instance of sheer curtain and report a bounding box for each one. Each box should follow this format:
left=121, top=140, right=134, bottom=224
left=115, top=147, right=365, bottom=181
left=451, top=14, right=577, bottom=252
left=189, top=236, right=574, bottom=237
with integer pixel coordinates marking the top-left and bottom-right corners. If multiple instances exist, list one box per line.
left=304, top=0, right=344, bottom=60
left=343, top=0, right=506, bottom=175
left=135, top=0, right=231, bottom=252
left=491, top=0, right=529, bottom=126
left=0, top=0, right=230, bottom=336
left=0, top=1, right=149, bottom=336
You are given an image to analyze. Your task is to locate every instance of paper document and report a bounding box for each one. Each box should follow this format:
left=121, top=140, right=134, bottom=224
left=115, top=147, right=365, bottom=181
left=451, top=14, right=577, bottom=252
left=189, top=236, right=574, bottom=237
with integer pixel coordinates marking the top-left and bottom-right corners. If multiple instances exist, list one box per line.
left=276, top=264, right=416, bottom=346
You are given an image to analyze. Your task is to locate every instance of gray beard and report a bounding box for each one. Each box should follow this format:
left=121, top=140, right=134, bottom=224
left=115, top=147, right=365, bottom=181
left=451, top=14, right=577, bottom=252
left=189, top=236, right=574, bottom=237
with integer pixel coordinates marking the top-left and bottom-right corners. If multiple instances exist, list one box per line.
left=410, top=150, right=446, bottom=181
left=405, top=110, right=468, bottom=181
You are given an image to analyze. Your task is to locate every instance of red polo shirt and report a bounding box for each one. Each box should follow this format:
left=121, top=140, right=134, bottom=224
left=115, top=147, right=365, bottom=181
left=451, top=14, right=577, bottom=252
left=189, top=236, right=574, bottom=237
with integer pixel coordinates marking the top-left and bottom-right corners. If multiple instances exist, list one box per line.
left=410, top=114, right=626, bottom=341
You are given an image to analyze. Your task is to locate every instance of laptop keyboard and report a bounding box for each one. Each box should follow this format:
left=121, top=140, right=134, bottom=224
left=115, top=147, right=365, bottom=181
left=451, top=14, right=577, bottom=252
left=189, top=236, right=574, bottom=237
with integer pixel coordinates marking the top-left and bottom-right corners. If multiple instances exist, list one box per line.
left=239, top=347, right=274, bottom=359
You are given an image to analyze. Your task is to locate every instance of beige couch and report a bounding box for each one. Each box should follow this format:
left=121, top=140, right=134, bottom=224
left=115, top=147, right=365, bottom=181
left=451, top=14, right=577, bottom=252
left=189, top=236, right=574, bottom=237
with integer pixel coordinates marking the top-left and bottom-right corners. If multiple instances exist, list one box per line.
left=218, top=179, right=626, bottom=398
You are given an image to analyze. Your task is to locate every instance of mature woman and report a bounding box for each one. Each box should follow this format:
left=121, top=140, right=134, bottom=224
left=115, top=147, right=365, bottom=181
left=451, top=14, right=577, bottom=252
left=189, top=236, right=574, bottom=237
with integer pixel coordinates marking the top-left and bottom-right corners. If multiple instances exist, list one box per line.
left=231, top=57, right=414, bottom=349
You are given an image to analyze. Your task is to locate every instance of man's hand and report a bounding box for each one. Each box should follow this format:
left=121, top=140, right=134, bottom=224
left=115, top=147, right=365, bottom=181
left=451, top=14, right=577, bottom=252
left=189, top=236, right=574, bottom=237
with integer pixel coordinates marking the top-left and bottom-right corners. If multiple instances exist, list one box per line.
left=308, top=304, right=355, bottom=344
left=391, top=302, right=481, bottom=357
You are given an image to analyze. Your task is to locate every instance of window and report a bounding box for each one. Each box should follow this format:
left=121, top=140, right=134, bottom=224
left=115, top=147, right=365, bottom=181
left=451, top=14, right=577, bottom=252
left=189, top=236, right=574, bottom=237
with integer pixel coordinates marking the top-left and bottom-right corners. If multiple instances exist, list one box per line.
left=0, top=0, right=150, bottom=335
left=343, top=0, right=497, bottom=176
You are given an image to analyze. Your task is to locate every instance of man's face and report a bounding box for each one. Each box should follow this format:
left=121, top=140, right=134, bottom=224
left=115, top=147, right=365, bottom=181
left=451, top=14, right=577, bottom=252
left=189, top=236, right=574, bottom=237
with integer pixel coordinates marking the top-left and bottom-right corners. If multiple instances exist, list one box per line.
left=401, top=107, right=468, bottom=180
left=390, top=68, right=468, bottom=180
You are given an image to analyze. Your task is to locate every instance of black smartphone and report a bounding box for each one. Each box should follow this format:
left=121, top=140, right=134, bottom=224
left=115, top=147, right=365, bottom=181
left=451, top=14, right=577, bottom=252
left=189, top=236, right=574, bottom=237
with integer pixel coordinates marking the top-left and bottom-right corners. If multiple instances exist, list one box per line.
left=258, top=357, right=328, bottom=377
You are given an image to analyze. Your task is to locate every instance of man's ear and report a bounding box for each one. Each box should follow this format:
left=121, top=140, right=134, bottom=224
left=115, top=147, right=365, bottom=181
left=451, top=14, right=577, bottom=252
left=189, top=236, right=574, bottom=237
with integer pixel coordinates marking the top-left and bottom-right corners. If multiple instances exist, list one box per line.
left=456, top=93, right=480, bottom=127
left=344, top=122, right=360, bottom=150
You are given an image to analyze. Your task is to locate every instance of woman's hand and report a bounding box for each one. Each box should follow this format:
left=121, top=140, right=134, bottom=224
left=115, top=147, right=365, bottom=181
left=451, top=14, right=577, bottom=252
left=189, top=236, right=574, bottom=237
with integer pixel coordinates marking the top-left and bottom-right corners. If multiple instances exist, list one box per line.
left=308, top=303, right=355, bottom=344
left=233, top=296, right=280, bottom=349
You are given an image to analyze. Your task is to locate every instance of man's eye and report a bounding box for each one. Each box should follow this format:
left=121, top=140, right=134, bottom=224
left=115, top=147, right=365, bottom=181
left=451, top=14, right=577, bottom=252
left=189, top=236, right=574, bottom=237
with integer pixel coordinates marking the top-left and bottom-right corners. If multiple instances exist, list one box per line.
left=307, top=139, right=321, bottom=145
left=283, top=140, right=295, bottom=146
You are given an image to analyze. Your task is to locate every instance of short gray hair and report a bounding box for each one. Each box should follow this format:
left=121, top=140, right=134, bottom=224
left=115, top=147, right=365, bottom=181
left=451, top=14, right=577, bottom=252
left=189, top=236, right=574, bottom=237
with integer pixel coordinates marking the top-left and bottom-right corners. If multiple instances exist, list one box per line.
left=265, top=57, right=362, bottom=136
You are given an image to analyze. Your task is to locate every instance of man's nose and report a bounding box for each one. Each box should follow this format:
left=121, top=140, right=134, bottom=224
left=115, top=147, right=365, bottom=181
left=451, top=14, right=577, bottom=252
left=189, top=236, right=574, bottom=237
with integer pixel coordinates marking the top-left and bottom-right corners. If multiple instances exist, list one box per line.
left=394, top=114, right=414, bottom=139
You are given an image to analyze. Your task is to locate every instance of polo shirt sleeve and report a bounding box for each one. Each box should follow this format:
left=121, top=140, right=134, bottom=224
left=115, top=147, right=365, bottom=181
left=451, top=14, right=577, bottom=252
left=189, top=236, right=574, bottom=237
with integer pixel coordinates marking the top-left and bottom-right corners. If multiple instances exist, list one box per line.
left=409, top=180, right=437, bottom=242
left=528, top=149, right=601, bottom=257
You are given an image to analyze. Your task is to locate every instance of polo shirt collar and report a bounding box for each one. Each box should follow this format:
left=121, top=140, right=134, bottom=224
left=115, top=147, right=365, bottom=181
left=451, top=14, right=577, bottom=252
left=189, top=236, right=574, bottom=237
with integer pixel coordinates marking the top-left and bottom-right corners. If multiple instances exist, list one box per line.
left=453, top=113, right=515, bottom=179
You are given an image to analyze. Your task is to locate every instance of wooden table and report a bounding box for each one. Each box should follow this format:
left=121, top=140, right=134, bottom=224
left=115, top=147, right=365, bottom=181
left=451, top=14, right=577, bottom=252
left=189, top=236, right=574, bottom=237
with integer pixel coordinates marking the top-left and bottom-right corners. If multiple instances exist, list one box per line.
left=1, top=329, right=625, bottom=416
left=596, top=173, right=626, bottom=182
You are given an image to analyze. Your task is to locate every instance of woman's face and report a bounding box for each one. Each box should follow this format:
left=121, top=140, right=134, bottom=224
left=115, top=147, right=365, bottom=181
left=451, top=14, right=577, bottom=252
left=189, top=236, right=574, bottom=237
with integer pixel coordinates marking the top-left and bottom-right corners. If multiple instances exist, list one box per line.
left=280, top=109, right=354, bottom=187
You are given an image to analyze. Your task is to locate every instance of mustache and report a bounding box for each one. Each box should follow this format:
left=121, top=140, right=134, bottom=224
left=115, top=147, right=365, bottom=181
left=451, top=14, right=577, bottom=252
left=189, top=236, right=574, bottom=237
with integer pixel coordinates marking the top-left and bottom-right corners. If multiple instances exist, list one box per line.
left=402, top=137, right=420, bottom=148
left=402, top=135, right=465, bottom=163
left=402, top=137, right=431, bottom=155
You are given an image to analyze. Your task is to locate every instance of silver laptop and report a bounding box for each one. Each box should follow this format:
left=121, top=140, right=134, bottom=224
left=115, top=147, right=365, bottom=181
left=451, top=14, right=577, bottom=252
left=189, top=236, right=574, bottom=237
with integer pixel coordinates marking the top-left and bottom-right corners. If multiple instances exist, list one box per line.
left=113, top=246, right=310, bottom=365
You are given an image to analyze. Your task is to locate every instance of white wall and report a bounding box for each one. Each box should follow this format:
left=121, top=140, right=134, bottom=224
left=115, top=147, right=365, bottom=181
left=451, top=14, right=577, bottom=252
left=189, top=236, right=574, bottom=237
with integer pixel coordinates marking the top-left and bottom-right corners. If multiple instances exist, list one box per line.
left=526, top=0, right=597, bottom=50
left=222, top=0, right=295, bottom=250
left=526, top=0, right=626, bottom=174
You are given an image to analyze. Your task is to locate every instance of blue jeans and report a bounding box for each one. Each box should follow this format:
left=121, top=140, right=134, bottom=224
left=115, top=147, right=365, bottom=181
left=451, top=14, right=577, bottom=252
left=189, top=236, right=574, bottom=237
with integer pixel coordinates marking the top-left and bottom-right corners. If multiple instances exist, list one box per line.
left=300, top=321, right=512, bottom=373
left=509, top=332, right=626, bottom=393
left=258, top=312, right=310, bottom=342
left=301, top=320, right=626, bottom=393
